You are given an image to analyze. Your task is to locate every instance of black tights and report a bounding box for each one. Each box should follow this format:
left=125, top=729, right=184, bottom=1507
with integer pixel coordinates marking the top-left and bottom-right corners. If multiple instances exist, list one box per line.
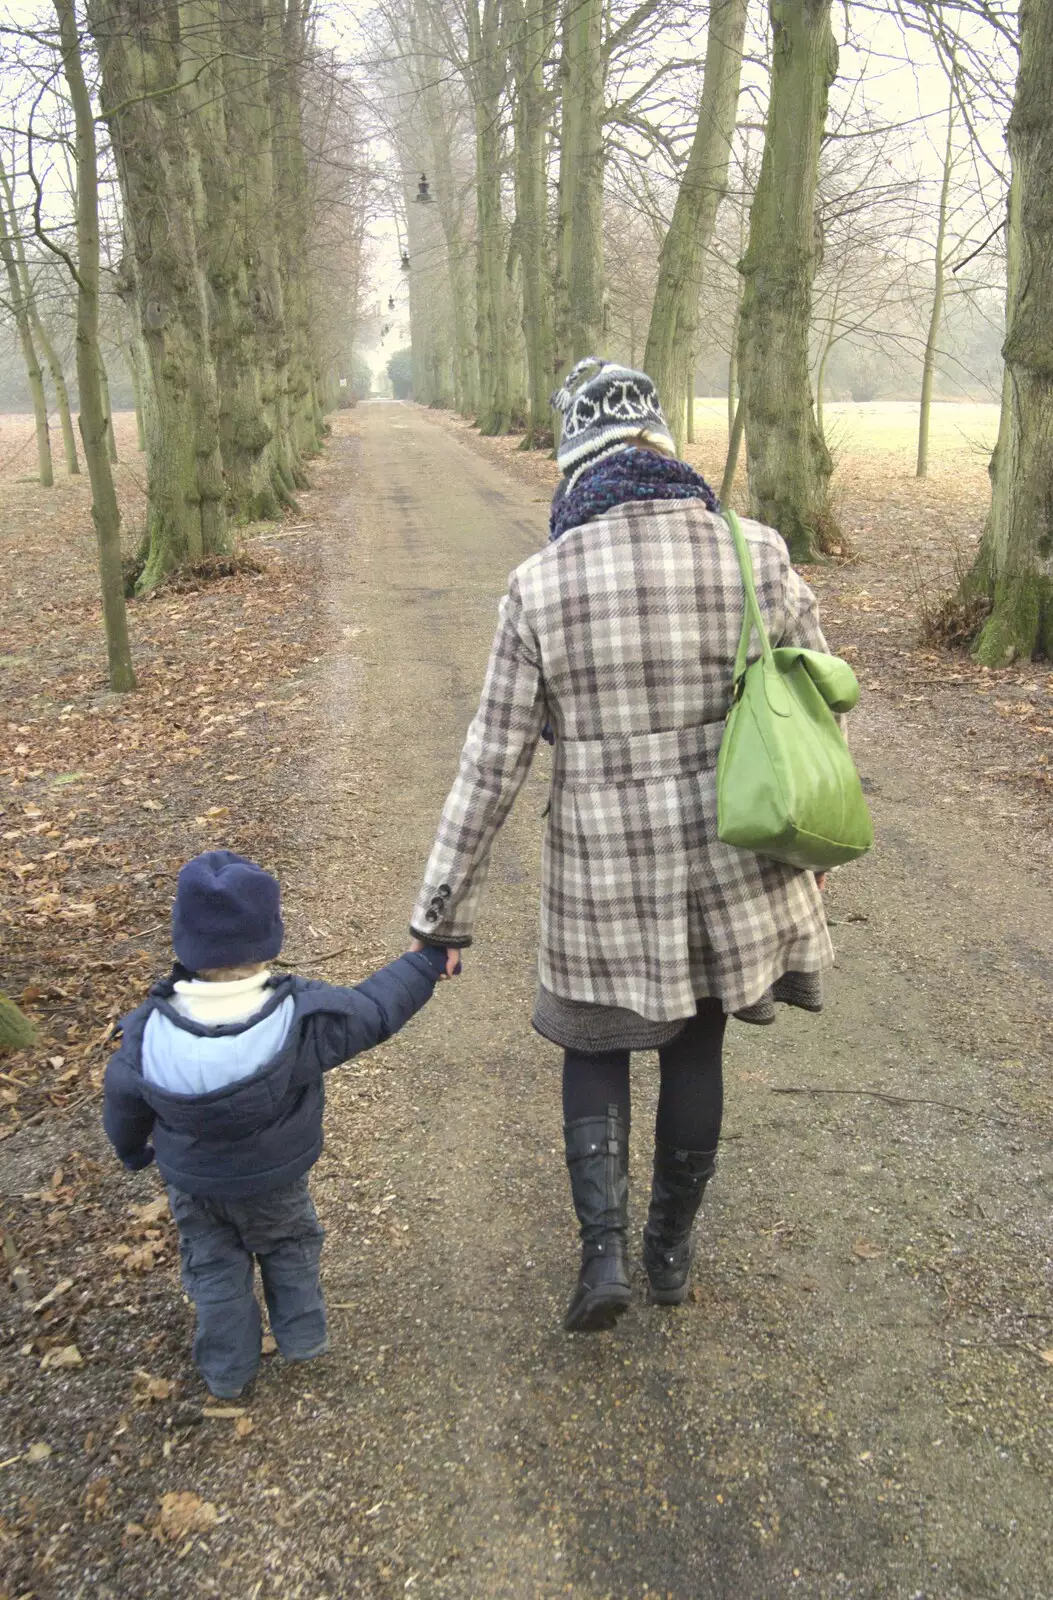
left=562, top=999, right=726, bottom=1152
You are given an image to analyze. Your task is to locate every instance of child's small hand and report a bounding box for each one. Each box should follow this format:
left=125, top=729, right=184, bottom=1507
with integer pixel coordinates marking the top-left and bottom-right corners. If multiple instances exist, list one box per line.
left=410, top=939, right=463, bottom=978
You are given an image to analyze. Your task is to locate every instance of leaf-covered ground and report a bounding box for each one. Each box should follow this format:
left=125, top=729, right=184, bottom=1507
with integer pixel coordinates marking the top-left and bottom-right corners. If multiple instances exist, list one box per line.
left=0, top=413, right=323, bottom=1129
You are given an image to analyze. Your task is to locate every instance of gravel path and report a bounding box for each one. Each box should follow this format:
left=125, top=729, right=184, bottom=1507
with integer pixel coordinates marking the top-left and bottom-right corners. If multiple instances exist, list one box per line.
left=6, top=403, right=1052, bottom=1598
left=277, top=404, right=1053, bottom=1598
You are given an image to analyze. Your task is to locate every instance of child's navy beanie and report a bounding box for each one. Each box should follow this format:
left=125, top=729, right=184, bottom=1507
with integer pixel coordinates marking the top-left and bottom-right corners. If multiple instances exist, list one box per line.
left=172, top=850, right=284, bottom=972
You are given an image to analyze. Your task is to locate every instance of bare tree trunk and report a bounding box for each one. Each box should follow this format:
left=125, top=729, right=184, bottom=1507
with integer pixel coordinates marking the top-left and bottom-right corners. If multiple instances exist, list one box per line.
left=37, top=320, right=80, bottom=475
left=407, top=6, right=480, bottom=417
left=553, top=0, right=605, bottom=375
left=916, top=80, right=956, bottom=479
left=90, top=0, right=229, bottom=588
left=727, top=313, right=739, bottom=434
left=726, top=188, right=747, bottom=436
left=720, top=393, right=745, bottom=503
left=467, top=0, right=514, bottom=434
left=814, top=282, right=840, bottom=442
left=967, top=2, right=1053, bottom=664
left=125, top=338, right=146, bottom=452
left=738, top=0, right=839, bottom=561
left=0, top=157, right=79, bottom=476
left=53, top=0, right=136, bottom=691
left=99, top=353, right=118, bottom=462
left=0, top=199, right=53, bottom=487
left=509, top=0, right=557, bottom=446
left=643, top=0, right=749, bottom=450
left=404, top=164, right=455, bottom=409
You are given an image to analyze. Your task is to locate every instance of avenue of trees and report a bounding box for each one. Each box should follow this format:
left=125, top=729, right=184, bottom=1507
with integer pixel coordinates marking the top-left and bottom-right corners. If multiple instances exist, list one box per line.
left=0, top=0, right=1049, bottom=679
left=1, top=0, right=371, bottom=687
left=368, top=0, right=1049, bottom=662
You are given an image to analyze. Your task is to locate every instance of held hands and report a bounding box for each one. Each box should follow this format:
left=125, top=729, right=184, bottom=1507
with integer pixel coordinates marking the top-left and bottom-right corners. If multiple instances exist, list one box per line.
left=410, top=938, right=463, bottom=978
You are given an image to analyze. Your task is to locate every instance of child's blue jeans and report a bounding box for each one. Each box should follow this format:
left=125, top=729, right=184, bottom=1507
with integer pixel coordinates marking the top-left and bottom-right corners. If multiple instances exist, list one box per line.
left=167, top=1176, right=327, bottom=1396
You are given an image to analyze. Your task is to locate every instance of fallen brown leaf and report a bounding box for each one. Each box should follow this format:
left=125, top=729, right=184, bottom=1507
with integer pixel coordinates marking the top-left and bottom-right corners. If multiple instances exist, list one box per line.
left=32, top=1277, right=74, bottom=1313
left=40, top=1342, right=83, bottom=1370
left=852, top=1238, right=883, bottom=1260
left=83, top=1477, right=112, bottom=1520
left=124, top=1243, right=160, bottom=1272
left=133, top=1370, right=176, bottom=1402
left=26, top=1441, right=52, bottom=1462
left=234, top=1416, right=255, bottom=1438
left=156, top=1491, right=219, bottom=1541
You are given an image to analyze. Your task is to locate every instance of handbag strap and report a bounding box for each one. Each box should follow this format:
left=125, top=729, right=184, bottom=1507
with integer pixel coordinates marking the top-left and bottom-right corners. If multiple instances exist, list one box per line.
left=724, top=509, right=775, bottom=681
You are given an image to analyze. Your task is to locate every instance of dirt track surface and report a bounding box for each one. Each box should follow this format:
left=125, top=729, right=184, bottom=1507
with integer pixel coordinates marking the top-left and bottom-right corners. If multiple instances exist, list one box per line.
left=3, top=403, right=1052, bottom=1598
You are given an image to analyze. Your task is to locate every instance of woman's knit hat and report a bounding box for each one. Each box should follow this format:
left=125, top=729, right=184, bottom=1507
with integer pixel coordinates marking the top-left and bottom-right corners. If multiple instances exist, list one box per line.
left=551, top=358, right=676, bottom=487
left=172, top=850, right=284, bottom=972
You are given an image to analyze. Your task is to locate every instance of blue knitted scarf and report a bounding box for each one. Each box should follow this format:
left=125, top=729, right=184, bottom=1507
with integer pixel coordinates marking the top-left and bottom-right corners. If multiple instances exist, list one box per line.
left=549, top=447, right=719, bottom=542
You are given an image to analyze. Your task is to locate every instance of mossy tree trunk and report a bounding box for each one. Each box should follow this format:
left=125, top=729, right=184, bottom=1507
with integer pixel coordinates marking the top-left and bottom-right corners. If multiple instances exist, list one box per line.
left=553, top=0, right=606, bottom=378
left=180, top=0, right=286, bottom=521
left=917, top=78, right=956, bottom=479
left=737, top=0, right=839, bottom=561
left=90, top=0, right=229, bottom=589
left=643, top=0, right=749, bottom=451
left=968, top=0, right=1053, bottom=665
left=509, top=0, right=557, bottom=447
left=53, top=0, right=136, bottom=691
left=227, top=0, right=301, bottom=508
left=271, top=0, right=325, bottom=465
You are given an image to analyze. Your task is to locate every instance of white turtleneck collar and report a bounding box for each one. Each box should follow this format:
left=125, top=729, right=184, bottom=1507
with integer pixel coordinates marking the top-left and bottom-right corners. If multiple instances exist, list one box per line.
left=171, top=970, right=274, bottom=1027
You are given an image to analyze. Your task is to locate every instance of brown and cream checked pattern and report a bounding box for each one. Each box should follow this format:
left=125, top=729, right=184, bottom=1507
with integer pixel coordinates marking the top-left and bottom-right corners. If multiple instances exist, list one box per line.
left=411, top=500, right=836, bottom=1021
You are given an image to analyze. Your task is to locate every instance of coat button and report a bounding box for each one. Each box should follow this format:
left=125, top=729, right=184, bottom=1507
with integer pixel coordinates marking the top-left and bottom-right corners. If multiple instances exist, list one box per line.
left=424, top=909, right=438, bottom=923
left=438, top=883, right=451, bottom=897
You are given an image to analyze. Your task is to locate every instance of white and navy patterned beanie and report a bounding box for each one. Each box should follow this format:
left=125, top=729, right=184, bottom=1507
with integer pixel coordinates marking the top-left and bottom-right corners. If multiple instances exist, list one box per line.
left=551, top=357, right=676, bottom=487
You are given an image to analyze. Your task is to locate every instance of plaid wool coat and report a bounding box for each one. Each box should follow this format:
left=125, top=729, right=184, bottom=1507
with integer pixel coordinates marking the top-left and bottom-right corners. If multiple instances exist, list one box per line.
left=411, top=500, right=836, bottom=1021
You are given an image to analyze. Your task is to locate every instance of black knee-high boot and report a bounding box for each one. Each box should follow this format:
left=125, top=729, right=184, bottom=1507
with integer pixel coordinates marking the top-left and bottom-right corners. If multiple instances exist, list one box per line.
left=563, top=1103, right=631, bottom=1333
left=642, top=1142, right=717, bottom=1305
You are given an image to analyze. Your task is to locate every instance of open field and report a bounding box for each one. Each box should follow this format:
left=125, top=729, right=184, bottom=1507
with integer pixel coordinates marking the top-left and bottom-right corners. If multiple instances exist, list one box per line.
left=692, top=397, right=1000, bottom=471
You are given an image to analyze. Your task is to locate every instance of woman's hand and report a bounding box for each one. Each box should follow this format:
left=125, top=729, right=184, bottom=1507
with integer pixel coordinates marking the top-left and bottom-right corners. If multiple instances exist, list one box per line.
left=815, top=873, right=828, bottom=893
left=410, top=938, right=463, bottom=978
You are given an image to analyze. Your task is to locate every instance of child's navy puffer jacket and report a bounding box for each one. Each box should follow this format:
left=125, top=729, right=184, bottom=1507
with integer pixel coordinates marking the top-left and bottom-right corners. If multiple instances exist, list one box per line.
left=102, top=950, right=445, bottom=1200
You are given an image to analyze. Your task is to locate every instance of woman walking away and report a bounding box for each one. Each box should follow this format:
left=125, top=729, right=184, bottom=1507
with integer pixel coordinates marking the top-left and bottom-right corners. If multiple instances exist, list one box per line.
left=410, top=359, right=844, bottom=1333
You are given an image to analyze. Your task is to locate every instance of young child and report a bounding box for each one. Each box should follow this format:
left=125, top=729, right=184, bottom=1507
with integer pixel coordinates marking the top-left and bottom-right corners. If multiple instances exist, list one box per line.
left=102, top=849, right=453, bottom=1399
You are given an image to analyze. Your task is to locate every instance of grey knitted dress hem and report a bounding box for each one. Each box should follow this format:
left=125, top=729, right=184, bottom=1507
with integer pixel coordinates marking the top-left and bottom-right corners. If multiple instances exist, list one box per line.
left=533, top=970, right=824, bottom=1053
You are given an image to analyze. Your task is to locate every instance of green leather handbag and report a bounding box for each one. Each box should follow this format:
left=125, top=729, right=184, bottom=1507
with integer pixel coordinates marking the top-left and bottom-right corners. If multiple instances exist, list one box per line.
left=716, top=510, right=874, bottom=871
